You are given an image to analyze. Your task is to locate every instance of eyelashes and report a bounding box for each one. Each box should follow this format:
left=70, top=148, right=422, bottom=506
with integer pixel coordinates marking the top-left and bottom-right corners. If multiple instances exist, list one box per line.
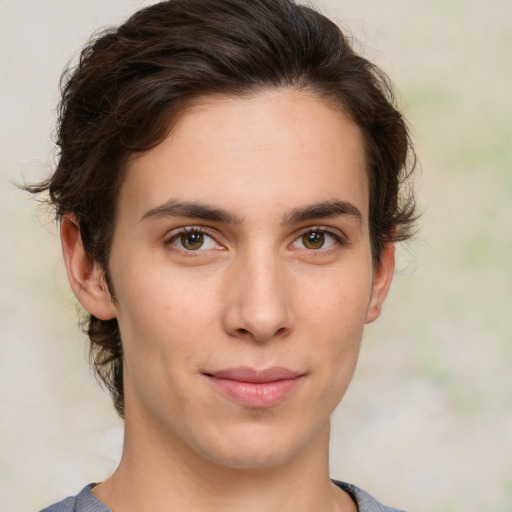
left=164, top=225, right=348, bottom=255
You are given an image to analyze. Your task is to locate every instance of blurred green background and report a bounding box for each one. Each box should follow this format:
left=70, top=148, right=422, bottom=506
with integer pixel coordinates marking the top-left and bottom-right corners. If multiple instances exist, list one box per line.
left=1, top=1, right=511, bottom=511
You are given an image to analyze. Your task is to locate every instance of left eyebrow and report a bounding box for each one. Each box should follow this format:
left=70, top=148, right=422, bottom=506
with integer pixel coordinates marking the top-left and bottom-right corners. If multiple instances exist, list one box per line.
left=283, top=200, right=363, bottom=226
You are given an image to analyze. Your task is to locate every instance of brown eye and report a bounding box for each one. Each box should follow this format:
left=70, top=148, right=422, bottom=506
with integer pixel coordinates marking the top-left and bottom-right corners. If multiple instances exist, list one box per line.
left=180, top=231, right=205, bottom=250
left=167, top=228, right=220, bottom=253
left=301, top=231, right=325, bottom=249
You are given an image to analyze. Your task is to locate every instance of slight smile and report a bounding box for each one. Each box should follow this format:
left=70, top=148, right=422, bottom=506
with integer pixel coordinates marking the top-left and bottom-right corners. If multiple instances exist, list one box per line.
left=205, top=367, right=305, bottom=408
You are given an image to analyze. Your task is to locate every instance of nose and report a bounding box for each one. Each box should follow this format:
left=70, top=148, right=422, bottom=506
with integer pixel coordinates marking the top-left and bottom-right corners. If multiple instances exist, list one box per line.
left=222, top=248, right=294, bottom=343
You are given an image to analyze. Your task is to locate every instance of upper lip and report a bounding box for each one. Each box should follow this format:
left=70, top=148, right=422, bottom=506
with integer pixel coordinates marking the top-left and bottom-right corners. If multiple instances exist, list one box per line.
left=206, top=367, right=303, bottom=383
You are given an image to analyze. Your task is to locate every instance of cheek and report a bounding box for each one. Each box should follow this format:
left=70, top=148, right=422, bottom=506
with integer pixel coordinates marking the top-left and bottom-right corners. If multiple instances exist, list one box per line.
left=308, top=287, right=366, bottom=373
left=294, top=264, right=373, bottom=393
left=112, top=267, right=223, bottom=423
left=113, top=263, right=222, bottom=370
left=296, top=261, right=374, bottom=332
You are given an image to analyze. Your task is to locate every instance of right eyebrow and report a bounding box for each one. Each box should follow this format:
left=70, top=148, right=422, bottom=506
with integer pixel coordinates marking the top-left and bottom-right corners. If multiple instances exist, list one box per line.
left=139, top=199, right=243, bottom=225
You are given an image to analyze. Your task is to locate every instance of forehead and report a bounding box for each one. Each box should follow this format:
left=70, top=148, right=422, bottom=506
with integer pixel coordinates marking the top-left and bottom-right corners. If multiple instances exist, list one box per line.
left=119, top=89, right=369, bottom=224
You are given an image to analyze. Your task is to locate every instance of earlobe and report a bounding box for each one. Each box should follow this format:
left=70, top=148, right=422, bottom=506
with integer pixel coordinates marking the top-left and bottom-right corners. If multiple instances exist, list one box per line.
left=365, top=242, right=395, bottom=324
left=61, top=215, right=117, bottom=320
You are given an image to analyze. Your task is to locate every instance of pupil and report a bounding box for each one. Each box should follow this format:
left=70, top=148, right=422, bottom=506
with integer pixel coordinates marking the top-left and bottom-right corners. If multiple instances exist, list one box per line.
left=303, top=231, right=324, bottom=249
left=181, top=232, right=204, bottom=250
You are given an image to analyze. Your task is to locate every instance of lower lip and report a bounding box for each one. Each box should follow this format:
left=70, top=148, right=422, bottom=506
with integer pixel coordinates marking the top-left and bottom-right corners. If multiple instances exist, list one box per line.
left=207, top=376, right=303, bottom=408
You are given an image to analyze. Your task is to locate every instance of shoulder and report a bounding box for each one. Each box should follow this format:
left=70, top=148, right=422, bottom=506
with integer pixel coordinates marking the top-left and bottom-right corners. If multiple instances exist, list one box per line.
left=333, top=480, right=409, bottom=512
left=41, top=480, right=404, bottom=512
left=39, top=484, right=110, bottom=512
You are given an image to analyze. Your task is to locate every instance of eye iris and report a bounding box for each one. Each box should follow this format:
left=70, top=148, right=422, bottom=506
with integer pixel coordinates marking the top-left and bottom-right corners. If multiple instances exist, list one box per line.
left=302, top=231, right=324, bottom=249
left=181, top=231, right=204, bottom=250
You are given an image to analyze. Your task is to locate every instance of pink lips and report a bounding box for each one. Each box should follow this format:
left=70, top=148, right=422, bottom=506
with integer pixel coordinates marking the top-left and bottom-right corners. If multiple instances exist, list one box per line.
left=205, top=367, right=304, bottom=408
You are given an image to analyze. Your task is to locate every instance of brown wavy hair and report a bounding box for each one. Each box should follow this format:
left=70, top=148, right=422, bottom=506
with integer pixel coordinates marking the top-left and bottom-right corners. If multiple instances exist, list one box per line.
left=26, top=0, right=417, bottom=417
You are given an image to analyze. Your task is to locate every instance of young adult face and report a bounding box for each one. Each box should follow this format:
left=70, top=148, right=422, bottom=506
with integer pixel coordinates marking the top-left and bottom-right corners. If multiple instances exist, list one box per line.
left=63, top=89, right=394, bottom=471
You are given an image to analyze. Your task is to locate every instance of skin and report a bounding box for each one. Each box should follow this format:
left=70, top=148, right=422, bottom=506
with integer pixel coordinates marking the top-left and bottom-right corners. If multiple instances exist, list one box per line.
left=61, top=88, right=394, bottom=512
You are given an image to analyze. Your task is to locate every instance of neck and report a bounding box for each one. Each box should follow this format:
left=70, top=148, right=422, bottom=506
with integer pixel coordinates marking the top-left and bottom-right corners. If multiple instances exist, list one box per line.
left=93, top=394, right=356, bottom=512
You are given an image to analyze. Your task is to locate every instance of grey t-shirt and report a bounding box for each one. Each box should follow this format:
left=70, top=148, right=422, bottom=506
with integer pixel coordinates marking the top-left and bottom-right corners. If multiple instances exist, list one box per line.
left=39, top=481, right=407, bottom=512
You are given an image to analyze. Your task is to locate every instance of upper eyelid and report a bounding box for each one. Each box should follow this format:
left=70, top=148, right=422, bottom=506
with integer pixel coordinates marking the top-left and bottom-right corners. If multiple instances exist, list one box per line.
left=165, top=225, right=216, bottom=240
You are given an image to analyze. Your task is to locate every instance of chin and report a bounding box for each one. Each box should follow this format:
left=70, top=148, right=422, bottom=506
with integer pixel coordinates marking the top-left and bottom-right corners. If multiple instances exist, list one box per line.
left=192, top=418, right=327, bottom=471
left=205, top=444, right=300, bottom=471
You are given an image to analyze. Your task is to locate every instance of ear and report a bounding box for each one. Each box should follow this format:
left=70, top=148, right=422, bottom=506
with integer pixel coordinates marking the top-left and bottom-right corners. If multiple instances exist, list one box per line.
left=365, top=242, right=395, bottom=324
left=61, top=215, right=117, bottom=320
